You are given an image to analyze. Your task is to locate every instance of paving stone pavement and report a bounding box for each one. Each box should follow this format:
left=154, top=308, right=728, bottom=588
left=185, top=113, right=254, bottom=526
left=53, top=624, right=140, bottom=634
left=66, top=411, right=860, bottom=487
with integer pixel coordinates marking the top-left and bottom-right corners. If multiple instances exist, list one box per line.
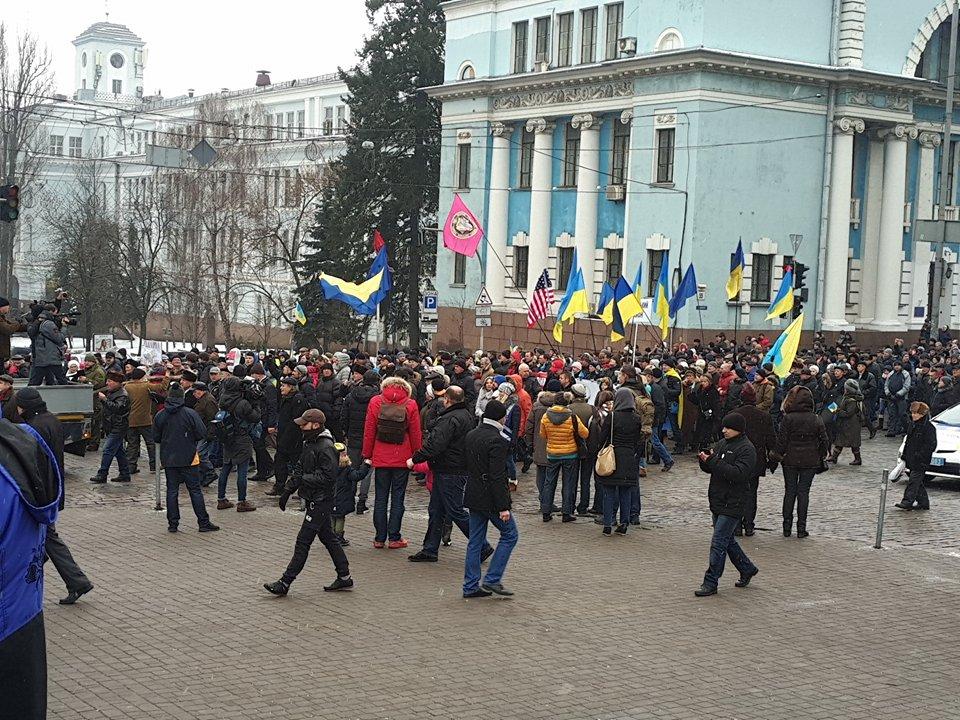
left=43, top=436, right=960, bottom=719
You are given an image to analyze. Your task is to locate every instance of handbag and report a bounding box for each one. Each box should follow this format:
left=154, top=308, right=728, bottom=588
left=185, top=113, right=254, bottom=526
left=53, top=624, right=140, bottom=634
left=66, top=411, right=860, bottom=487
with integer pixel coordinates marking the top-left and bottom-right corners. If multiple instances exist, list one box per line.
left=595, top=411, right=617, bottom=477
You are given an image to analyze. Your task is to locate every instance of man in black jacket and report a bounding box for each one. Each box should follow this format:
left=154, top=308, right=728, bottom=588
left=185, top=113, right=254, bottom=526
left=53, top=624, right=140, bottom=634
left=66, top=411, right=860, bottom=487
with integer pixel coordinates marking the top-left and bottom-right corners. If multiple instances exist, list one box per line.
left=154, top=384, right=219, bottom=533
left=407, top=386, right=492, bottom=563
left=450, top=358, right=477, bottom=412
left=249, top=363, right=277, bottom=482
left=694, top=413, right=759, bottom=597
left=643, top=368, right=674, bottom=472
left=90, top=371, right=131, bottom=483
left=462, top=400, right=518, bottom=598
left=340, top=369, right=379, bottom=513
left=266, top=377, right=310, bottom=498
left=264, top=408, right=354, bottom=595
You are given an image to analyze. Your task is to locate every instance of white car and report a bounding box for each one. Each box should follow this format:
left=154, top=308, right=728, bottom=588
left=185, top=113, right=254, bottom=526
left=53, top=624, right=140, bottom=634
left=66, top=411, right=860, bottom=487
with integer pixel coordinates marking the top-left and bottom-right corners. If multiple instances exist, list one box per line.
left=897, top=404, right=960, bottom=481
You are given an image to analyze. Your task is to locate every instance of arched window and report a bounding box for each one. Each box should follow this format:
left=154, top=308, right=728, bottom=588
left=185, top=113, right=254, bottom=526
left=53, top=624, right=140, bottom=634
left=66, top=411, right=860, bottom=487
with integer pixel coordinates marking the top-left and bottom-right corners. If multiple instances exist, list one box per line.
left=916, top=18, right=956, bottom=81
left=655, top=28, right=683, bottom=53
left=458, top=62, right=476, bottom=81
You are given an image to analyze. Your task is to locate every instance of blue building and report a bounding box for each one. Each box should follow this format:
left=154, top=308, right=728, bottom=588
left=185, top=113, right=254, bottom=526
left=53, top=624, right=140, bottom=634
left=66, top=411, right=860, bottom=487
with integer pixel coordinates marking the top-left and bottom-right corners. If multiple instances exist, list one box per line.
left=426, top=0, right=960, bottom=350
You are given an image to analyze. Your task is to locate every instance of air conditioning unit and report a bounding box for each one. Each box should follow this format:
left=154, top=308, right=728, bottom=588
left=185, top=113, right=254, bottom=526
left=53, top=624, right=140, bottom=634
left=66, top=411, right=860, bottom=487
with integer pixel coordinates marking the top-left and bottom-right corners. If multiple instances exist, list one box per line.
left=618, top=37, right=638, bottom=56
left=606, top=184, right=626, bottom=202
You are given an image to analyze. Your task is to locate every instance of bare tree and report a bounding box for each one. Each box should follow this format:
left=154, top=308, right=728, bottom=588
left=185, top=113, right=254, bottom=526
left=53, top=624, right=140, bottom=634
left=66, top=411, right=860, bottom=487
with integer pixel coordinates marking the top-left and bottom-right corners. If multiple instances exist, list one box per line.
left=0, top=24, right=54, bottom=299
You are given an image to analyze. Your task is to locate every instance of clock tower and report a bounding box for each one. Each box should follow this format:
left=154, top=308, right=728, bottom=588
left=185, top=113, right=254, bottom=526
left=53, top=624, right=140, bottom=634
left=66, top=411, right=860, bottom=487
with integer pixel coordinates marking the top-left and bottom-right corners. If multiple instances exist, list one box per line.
left=73, top=21, right=146, bottom=102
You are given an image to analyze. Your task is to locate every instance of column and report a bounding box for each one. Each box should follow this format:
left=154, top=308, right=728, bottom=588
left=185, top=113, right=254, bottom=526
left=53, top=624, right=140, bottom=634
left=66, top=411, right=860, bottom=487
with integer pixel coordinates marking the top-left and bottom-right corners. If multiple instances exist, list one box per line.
left=822, top=116, right=864, bottom=329
left=486, top=122, right=512, bottom=306
left=858, top=137, right=885, bottom=324
left=910, top=132, right=941, bottom=327
left=572, top=113, right=600, bottom=294
left=526, top=118, right=554, bottom=298
left=872, top=124, right=917, bottom=327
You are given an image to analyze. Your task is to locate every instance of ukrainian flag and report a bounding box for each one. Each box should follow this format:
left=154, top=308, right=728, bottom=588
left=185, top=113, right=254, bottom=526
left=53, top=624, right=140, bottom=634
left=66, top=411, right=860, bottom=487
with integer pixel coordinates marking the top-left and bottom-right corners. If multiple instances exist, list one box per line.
left=319, top=268, right=388, bottom=316
left=763, top=313, right=804, bottom=378
left=633, top=263, right=643, bottom=303
left=596, top=282, right=615, bottom=323
left=766, top=266, right=794, bottom=320
left=294, top=301, right=307, bottom=326
left=726, top=240, right=745, bottom=301
left=553, top=250, right=590, bottom=343
left=654, top=254, right=670, bottom=340
left=611, top=276, right=643, bottom=341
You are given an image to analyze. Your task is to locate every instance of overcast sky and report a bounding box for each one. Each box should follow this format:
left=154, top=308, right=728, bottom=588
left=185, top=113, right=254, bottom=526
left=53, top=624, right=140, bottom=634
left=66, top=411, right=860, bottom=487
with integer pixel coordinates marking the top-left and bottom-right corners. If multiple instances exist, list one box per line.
left=3, top=1, right=371, bottom=96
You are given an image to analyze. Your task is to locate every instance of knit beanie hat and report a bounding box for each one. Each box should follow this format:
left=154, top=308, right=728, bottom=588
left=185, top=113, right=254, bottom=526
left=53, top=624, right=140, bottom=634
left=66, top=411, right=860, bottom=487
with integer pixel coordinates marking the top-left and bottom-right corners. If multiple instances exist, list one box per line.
left=721, top=413, right=746, bottom=433
left=483, top=399, right=507, bottom=421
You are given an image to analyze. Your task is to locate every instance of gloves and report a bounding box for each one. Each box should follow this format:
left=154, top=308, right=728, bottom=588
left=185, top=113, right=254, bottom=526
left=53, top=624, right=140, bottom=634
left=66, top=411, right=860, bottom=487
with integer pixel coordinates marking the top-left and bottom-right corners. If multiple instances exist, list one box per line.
left=278, top=492, right=291, bottom=512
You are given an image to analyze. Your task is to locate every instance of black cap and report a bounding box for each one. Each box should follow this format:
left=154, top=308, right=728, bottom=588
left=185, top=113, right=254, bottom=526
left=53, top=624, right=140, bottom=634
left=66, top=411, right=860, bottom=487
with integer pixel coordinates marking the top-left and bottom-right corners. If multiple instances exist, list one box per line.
left=483, top=399, right=507, bottom=421
left=722, top=413, right=746, bottom=433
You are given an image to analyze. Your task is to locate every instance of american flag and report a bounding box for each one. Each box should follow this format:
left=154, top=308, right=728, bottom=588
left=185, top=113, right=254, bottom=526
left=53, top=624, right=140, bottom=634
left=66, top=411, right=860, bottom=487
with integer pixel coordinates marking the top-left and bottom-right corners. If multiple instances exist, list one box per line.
left=527, top=269, right=555, bottom=328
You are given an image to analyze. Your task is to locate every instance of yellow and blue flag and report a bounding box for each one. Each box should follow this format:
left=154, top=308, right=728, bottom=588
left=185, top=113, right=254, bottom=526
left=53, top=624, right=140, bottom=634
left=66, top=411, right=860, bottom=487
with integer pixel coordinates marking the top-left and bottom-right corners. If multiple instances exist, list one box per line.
left=766, top=266, right=794, bottom=320
left=553, top=250, right=590, bottom=343
left=654, top=253, right=670, bottom=340
left=668, top=264, right=697, bottom=318
left=319, top=247, right=393, bottom=317
left=633, top=263, right=643, bottom=302
left=763, top=313, right=804, bottom=378
left=611, top=276, right=643, bottom=342
left=726, top=240, right=745, bottom=301
left=294, top=301, right=307, bottom=326
left=596, top=282, right=615, bottom=323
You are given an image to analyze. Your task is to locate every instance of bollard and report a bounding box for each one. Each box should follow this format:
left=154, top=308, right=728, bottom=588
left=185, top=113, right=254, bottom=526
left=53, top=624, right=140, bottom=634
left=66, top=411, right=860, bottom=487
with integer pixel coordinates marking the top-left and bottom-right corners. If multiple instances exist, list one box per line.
left=874, top=468, right=888, bottom=549
left=154, top=440, right=162, bottom=512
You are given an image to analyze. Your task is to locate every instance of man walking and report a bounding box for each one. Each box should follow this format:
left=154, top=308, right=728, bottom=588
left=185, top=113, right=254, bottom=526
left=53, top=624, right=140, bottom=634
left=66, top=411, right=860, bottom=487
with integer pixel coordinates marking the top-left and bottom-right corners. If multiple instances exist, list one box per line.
left=266, top=376, right=310, bottom=497
left=190, top=381, right=219, bottom=486
left=124, top=368, right=156, bottom=475
left=154, top=384, right=219, bottom=533
left=90, top=371, right=131, bottom=483
left=462, top=400, right=519, bottom=598
left=694, top=414, right=759, bottom=597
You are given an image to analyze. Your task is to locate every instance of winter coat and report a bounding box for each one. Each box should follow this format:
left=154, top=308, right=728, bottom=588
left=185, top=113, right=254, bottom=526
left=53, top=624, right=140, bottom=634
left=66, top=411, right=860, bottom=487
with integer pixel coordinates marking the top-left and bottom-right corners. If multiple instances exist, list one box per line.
left=885, top=370, right=911, bottom=399
left=0, top=312, right=25, bottom=362
left=597, top=408, right=641, bottom=487
left=276, top=391, right=310, bottom=457
left=124, top=379, right=153, bottom=428
left=332, top=461, right=371, bottom=516
left=755, top=379, right=776, bottom=413
left=773, top=391, right=829, bottom=469
left=834, top=391, right=864, bottom=449
left=699, top=434, right=757, bottom=518
left=0, top=388, right=19, bottom=422
left=680, top=382, right=700, bottom=446
left=539, top=405, right=589, bottom=460
left=298, top=376, right=317, bottom=408
left=362, top=377, right=423, bottom=468
left=21, top=407, right=65, bottom=507
left=857, top=371, right=878, bottom=402
left=285, top=429, right=338, bottom=529
left=508, top=375, right=532, bottom=439
left=217, top=379, right=261, bottom=464
left=258, top=378, right=279, bottom=429
left=910, top=374, right=937, bottom=406
left=451, top=370, right=479, bottom=412
left=463, top=420, right=512, bottom=517
left=475, top=386, right=499, bottom=418
left=526, top=399, right=552, bottom=466
left=32, top=318, right=65, bottom=368
left=902, top=414, right=938, bottom=474
left=730, top=403, right=775, bottom=477
left=192, top=392, right=219, bottom=436
left=412, top=401, right=475, bottom=475
left=101, top=386, right=130, bottom=435
left=153, top=393, right=207, bottom=468
left=314, top=375, right=342, bottom=418
left=340, top=381, right=378, bottom=449
left=569, top=399, right=601, bottom=456
left=930, top=386, right=960, bottom=418
left=647, top=381, right=667, bottom=426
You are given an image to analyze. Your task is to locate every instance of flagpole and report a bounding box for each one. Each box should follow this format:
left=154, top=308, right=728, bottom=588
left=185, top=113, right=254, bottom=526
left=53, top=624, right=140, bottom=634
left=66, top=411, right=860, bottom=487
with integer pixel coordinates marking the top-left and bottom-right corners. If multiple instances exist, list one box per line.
left=631, top=316, right=639, bottom=366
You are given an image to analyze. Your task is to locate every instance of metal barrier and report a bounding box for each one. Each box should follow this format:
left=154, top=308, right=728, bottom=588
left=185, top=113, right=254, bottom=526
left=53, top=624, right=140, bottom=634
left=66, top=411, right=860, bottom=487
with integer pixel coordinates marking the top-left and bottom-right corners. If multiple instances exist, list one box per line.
left=154, top=441, right=162, bottom=512
left=875, top=462, right=905, bottom=549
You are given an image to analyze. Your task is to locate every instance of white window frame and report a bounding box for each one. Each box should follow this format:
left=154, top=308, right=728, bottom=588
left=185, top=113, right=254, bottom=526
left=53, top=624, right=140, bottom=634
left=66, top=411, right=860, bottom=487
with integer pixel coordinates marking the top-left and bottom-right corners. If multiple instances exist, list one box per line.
left=651, top=110, right=677, bottom=185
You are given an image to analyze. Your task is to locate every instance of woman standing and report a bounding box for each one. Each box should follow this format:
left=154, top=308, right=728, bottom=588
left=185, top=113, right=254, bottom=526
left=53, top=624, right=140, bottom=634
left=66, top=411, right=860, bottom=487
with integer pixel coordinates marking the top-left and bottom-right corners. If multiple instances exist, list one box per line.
left=830, top=379, right=864, bottom=465
left=772, top=386, right=828, bottom=538
left=475, top=376, right=500, bottom=419
left=588, top=390, right=614, bottom=515
left=597, top=389, right=642, bottom=535
left=896, top=401, right=936, bottom=511
left=690, top=374, right=721, bottom=451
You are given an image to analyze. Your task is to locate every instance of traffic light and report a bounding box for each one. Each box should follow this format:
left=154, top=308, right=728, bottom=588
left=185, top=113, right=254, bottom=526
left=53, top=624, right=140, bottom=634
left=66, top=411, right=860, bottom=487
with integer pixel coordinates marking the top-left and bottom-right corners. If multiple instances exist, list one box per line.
left=0, top=185, right=19, bottom=223
left=792, top=261, right=808, bottom=319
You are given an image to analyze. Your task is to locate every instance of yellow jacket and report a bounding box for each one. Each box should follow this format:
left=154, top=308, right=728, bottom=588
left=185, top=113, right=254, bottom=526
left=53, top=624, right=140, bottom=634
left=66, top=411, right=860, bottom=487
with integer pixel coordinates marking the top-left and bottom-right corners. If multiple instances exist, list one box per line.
left=539, top=406, right=589, bottom=459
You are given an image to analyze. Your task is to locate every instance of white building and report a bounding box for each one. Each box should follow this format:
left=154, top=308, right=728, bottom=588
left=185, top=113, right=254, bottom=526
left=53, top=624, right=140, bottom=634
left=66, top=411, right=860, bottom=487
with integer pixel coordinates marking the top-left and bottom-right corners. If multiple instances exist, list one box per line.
left=18, top=20, right=350, bottom=345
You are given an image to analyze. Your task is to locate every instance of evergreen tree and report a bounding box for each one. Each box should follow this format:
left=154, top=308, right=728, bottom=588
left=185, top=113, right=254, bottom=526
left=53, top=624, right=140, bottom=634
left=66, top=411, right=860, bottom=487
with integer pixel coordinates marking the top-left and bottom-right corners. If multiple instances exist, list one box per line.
left=300, top=0, right=444, bottom=348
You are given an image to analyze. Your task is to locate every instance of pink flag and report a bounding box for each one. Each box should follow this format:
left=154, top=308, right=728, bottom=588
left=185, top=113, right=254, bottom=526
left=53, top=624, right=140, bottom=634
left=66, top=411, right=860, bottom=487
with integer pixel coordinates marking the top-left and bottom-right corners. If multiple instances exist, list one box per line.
left=442, top=193, right=484, bottom=257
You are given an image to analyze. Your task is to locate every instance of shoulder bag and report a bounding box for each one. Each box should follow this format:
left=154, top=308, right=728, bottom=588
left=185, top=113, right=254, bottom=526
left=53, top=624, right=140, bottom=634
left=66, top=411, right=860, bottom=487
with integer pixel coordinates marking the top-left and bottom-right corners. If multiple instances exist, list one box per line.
left=595, top=411, right=617, bottom=477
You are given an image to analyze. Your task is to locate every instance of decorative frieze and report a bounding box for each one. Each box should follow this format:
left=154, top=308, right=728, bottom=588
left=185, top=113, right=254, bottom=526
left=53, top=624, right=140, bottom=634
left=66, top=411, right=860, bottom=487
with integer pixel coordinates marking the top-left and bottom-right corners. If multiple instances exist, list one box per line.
left=846, top=90, right=910, bottom=112
left=493, top=80, right=633, bottom=110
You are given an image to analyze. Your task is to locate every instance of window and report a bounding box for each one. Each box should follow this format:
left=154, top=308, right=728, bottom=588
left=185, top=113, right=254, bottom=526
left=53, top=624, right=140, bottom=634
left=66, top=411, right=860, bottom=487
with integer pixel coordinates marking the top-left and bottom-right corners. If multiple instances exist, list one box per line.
left=459, top=63, right=476, bottom=80
left=110, top=53, right=124, bottom=69
left=453, top=253, right=467, bottom=284
left=68, top=137, right=82, bottom=158
left=556, top=247, right=575, bottom=291
left=647, top=249, right=666, bottom=297
left=605, top=2, right=624, bottom=60
left=519, top=128, right=534, bottom=189
left=273, top=170, right=282, bottom=207
left=323, top=107, right=334, bottom=136
left=50, top=134, right=64, bottom=156
left=336, top=105, right=346, bottom=134
left=557, top=13, right=574, bottom=67
left=82, top=79, right=87, bottom=89
left=563, top=123, right=580, bottom=187
left=112, top=79, right=122, bottom=94
left=456, top=143, right=471, bottom=190
left=605, top=249, right=623, bottom=285
left=611, top=120, right=630, bottom=185
left=655, top=29, right=683, bottom=53
left=581, top=8, right=598, bottom=63
left=297, top=110, right=305, bottom=138
left=513, top=246, right=529, bottom=289
left=655, top=128, right=675, bottom=184
left=750, top=254, right=774, bottom=302
left=513, top=21, right=529, bottom=73
left=535, top=17, right=551, bottom=65
left=286, top=112, right=296, bottom=139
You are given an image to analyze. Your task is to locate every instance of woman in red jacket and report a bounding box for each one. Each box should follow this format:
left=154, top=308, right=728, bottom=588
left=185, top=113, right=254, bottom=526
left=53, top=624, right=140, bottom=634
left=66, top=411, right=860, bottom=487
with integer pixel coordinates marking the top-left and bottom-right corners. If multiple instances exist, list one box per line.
left=362, top=377, right=423, bottom=548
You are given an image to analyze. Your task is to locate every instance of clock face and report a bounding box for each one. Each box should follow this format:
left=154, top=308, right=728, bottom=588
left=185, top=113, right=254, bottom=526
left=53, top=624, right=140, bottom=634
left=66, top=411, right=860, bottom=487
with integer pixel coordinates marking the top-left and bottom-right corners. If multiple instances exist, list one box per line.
left=110, top=53, right=124, bottom=69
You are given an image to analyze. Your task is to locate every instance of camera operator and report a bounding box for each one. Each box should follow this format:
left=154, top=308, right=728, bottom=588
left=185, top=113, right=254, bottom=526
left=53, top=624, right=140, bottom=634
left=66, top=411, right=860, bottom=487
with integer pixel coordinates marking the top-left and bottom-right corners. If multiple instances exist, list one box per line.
left=27, top=298, right=69, bottom=386
left=0, top=295, right=27, bottom=366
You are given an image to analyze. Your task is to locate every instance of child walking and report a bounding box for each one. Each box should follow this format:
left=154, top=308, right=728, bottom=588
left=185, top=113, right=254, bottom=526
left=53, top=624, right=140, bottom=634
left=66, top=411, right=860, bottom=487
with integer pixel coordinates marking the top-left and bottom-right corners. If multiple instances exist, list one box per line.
left=332, top=442, right=371, bottom=547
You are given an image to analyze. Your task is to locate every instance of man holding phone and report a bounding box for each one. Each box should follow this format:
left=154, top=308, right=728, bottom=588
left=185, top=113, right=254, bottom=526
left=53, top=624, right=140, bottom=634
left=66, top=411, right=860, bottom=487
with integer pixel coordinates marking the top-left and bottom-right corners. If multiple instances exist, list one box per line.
left=695, top=413, right=759, bottom=597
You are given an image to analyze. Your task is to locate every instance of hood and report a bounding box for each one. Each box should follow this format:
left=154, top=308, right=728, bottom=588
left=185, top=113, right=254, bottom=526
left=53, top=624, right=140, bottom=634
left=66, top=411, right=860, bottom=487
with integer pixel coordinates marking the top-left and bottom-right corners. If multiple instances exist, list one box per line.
left=538, top=392, right=555, bottom=407
left=219, top=377, right=243, bottom=408
left=165, top=394, right=185, bottom=412
left=351, top=383, right=378, bottom=403
left=785, top=389, right=814, bottom=413
left=382, top=376, right=412, bottom=403
left=508, top=374, right=523, bottom=392
left=546, top=407, right=571, bottom=425
left=0, top=419, right=59, bottom=524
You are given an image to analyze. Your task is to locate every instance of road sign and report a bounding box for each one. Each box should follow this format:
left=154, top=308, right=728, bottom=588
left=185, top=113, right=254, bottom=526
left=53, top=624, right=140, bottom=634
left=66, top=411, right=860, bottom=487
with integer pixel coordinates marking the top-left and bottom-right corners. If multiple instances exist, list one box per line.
left=422, top=291, right=438, bottom=316
left=475, top=306, right=491, bottom=317
left=696, top=305, right=708, bottom=311
left=421, top=319, right=438, bottom=333
left=475, top=286, right=493, bottom=307
left=916, top=219, right=960, bottom=245
left=475, top=317, right=492, bottom=327
left=190, top=139, right=218, bottom=167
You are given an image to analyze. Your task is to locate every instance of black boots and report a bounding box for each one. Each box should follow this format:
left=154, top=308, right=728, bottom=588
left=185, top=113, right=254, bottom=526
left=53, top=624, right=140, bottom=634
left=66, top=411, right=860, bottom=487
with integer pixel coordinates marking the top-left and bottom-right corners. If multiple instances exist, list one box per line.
left=783, top=520, right=792, bottom=537
left=324, top=576, right=354, bottom=592
left=355, top=496, right=368, bottom=515
left=850, top=449, right=862, bottom=466
left=263, top=580, right=290, bottom=596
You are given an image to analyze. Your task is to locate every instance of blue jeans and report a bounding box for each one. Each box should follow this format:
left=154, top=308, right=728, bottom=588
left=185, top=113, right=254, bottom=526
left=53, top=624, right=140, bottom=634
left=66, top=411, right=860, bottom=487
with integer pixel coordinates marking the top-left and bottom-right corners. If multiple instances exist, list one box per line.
left=542, top=457, right=577, bottom=515
left=197, top=439, right=217, bottom=483
left=165, top=466, right=211, bottom=528
left=650, top=424, right=673, bottom=465
left=218, top=459, right=249, bottom=501
left=373, top=467, right=409, bottom=542
left=423, top=473, right=489, bottom=556
left=97, top=431, right=130, bottom=478
left=463, top=510, right=519, bottom=594
left=703, top=514, right=757, bottom=589
left=601, top=485, right=631, bottom=527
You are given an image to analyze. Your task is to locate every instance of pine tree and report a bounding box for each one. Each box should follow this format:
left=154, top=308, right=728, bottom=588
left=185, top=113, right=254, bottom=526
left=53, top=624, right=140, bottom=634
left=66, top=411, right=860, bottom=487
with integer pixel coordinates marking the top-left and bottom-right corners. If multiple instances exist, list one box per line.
left=300, top=0, right=444, bottom=349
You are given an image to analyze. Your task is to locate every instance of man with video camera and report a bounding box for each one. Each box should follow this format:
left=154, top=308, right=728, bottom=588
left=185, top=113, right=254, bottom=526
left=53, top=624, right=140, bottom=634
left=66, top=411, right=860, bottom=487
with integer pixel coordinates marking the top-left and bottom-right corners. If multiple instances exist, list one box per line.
left=26, top=292, right=76, bottom=387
